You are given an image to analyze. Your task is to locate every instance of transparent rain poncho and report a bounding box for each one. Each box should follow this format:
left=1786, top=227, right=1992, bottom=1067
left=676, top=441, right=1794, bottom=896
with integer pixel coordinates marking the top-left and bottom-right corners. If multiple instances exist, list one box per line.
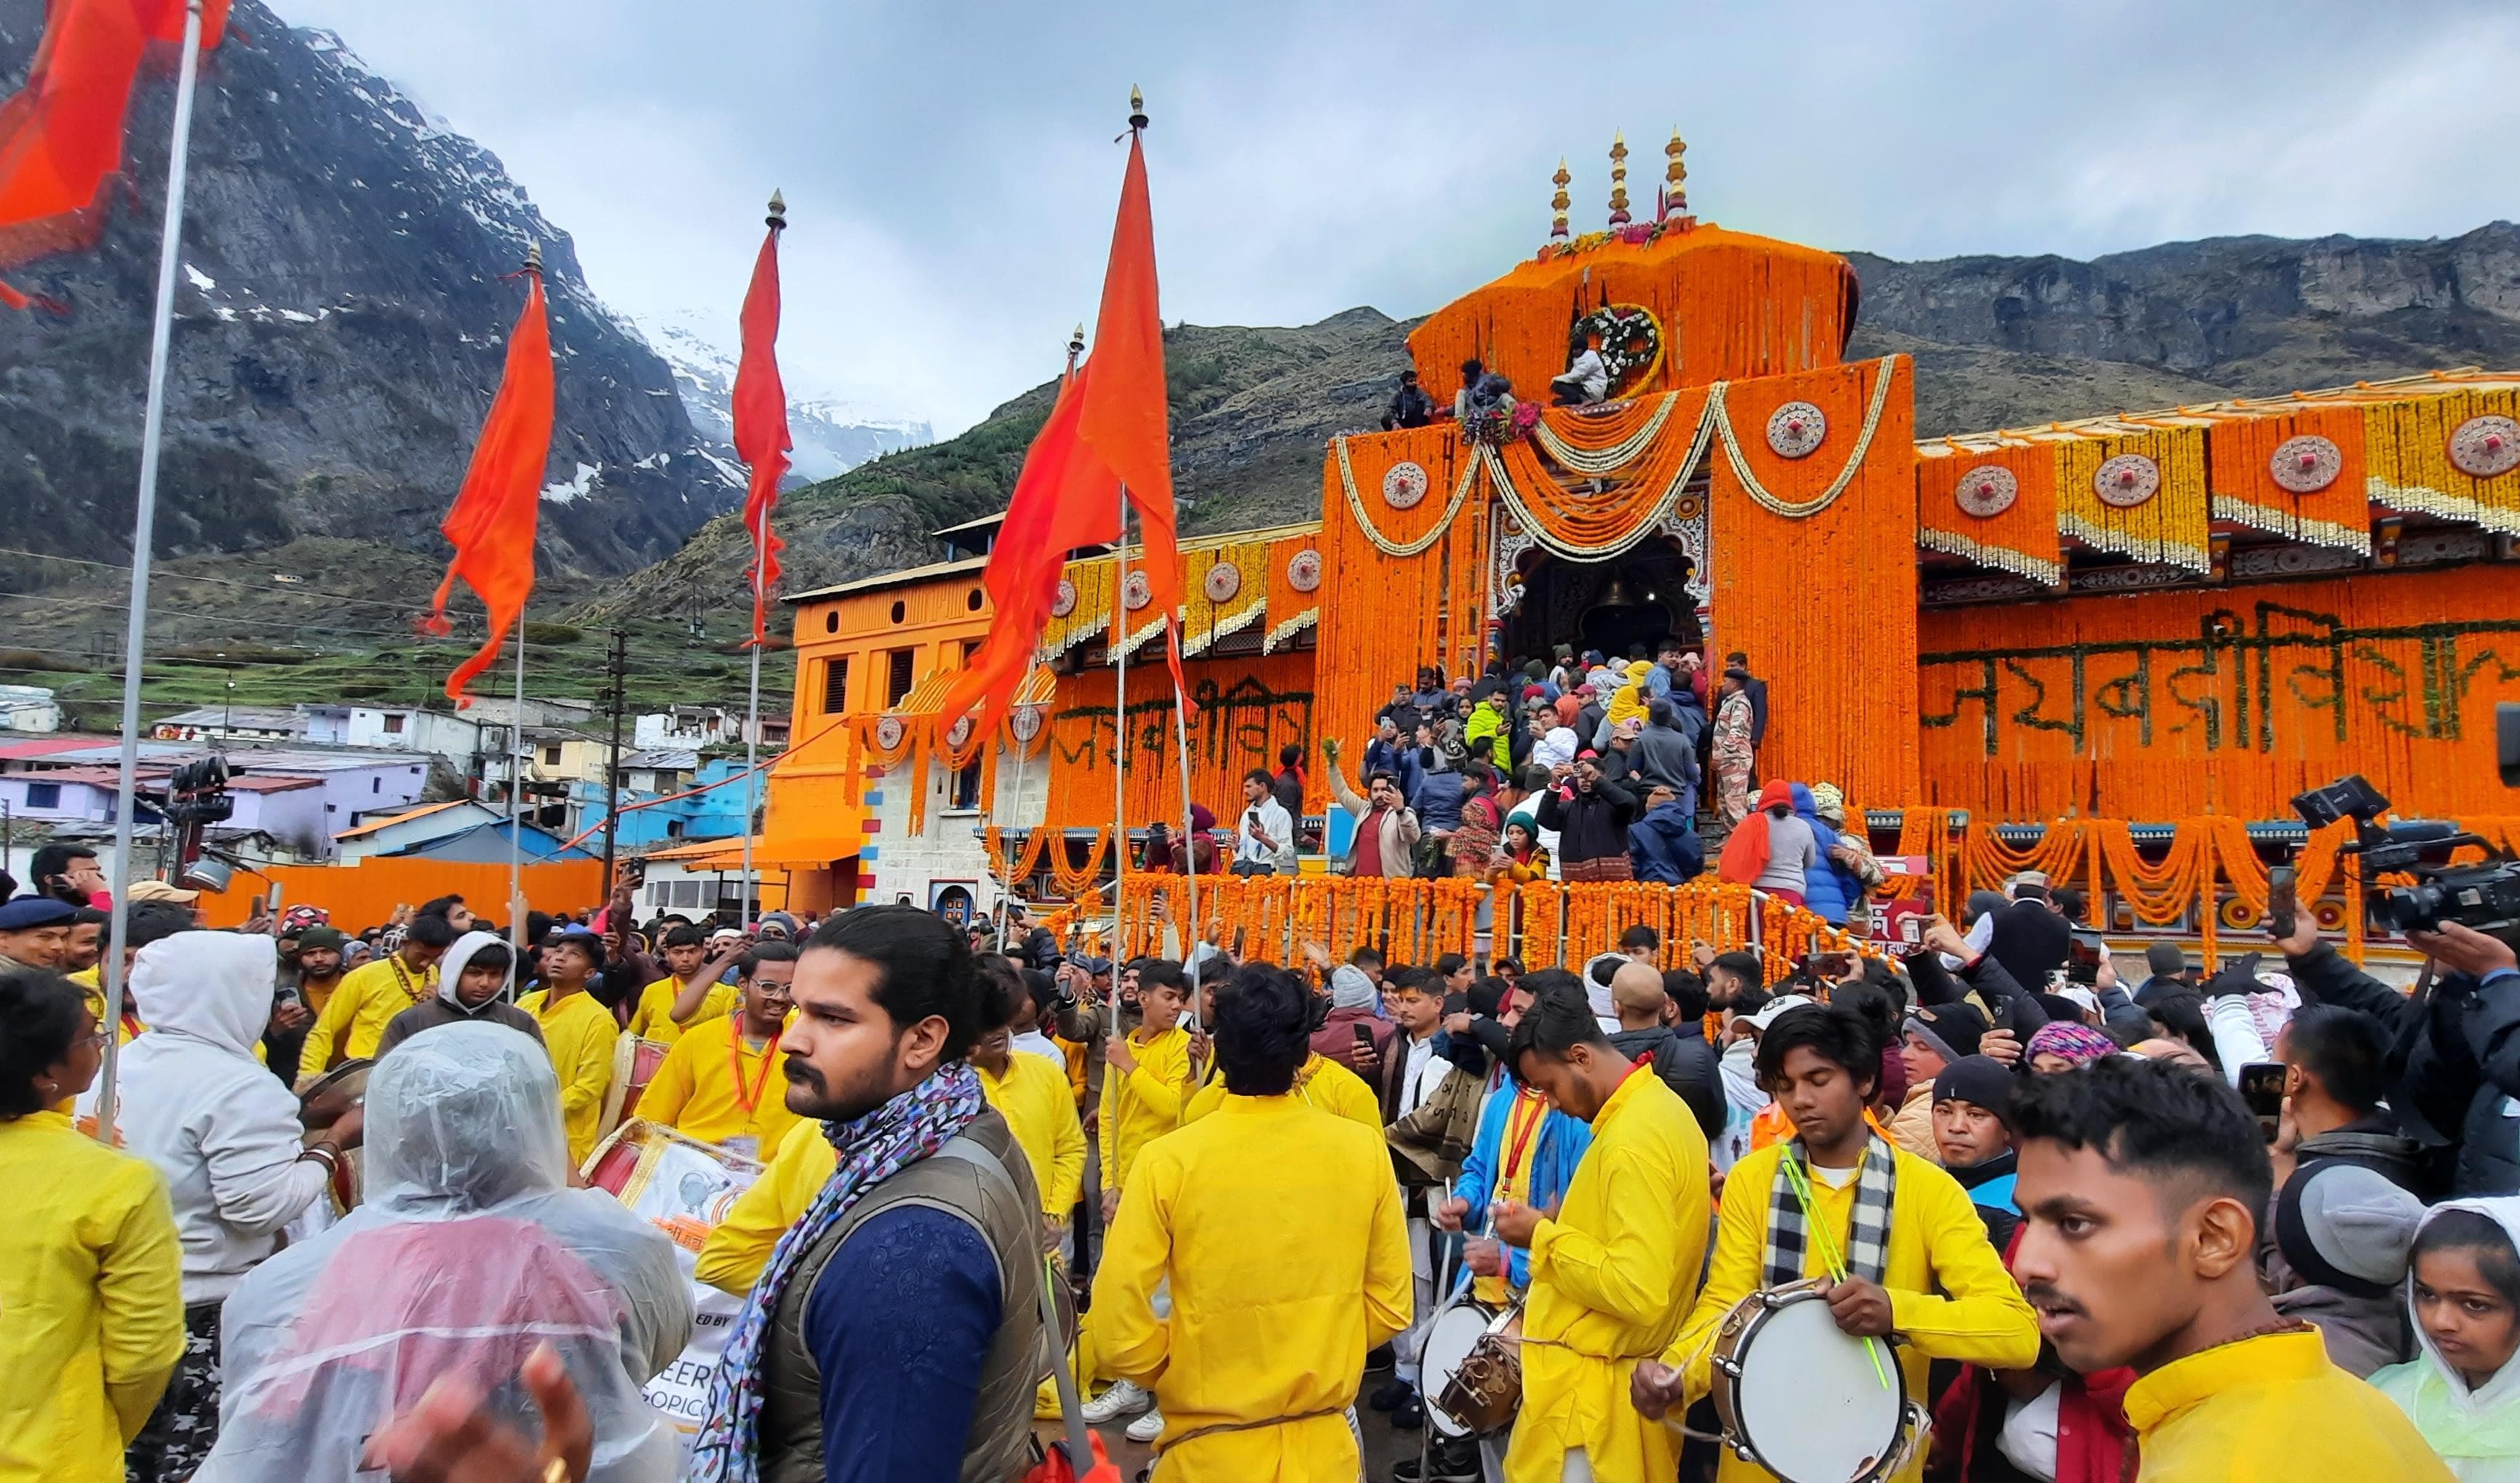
left=201, top=1021, right=693, bottom=1482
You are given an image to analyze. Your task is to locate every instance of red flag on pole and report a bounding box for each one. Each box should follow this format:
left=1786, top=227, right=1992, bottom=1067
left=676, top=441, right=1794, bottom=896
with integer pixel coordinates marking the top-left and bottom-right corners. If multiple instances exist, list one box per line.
left=0, top=0, right=229, bottom=308
left=423, top=263, right=553, bottom=707
left=940, top=124, right=1190, bottom=737
left=733, top=196, right=790, bottom=648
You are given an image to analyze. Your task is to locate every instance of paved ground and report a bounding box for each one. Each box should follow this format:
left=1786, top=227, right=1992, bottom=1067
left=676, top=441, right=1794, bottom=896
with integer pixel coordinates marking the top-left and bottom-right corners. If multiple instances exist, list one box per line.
left=1033, top=1399, right=1428, bottom=1480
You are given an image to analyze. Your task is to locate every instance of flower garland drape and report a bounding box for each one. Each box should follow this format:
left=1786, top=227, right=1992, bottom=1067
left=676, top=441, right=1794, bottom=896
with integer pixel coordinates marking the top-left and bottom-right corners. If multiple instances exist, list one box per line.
left=2364, top=381, right=2520, bottom=536
left=2052, top=422, right=2212, bottom=572
left=1180, top=539, right=1271, bottom=657
left=2205, top=402, right=2372, bottom=552
left=1262, top=531, right=1321, bottom=654
left=1914, top=439, right=2063, bottom=584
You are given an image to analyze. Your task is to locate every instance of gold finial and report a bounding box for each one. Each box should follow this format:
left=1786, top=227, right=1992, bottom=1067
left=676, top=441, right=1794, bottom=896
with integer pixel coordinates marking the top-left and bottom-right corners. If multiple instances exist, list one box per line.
left=766, top=189, right=787, bottom=230
left=1549, top=157, right=1571, bottom=240
left=1663, top=130, right=1687, bottom=217
left=1128, top=86, right=1148, bottom=131
left=1070, top=323, right=1086, bottom=351
left=1607, top=132, right=1631, bottom=228
left=524, top=239, right=542, bottom=274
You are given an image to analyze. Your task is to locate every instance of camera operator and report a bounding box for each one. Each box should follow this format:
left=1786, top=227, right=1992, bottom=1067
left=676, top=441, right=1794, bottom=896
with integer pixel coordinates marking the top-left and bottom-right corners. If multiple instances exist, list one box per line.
left=2270, top=910, right=2520, bottom=1197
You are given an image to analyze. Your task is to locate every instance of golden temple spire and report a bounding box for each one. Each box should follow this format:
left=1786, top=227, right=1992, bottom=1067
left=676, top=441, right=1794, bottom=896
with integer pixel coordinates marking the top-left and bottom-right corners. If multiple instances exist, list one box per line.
left=1549, top=158, right=1571, bottom=240
left=1662, top=129, right=1688, bottom=218
left=1607, top=131, right=1631, bottom=228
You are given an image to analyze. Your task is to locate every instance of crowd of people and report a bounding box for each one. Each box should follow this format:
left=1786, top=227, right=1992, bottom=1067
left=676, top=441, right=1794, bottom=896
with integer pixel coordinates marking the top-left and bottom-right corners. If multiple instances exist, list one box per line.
left=7, top=809, right=2520, bottom=1483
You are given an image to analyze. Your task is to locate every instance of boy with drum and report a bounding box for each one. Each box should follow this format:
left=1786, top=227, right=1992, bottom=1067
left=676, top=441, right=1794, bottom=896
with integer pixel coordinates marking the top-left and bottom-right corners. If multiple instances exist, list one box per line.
left=1636, top=1003, right=2038, bottom=1481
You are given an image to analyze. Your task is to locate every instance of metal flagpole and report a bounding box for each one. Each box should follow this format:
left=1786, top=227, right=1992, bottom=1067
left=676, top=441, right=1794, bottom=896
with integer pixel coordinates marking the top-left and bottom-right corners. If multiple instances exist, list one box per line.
left=1110, top=488, right=1128, bottom=1039
left=740, top=590, right=762, bottom=928
left=95, top=0, right=207, bottom=1143
left=1172, top=651, right=1199, bottom=998
left=508, top=616, right=526, bottom=953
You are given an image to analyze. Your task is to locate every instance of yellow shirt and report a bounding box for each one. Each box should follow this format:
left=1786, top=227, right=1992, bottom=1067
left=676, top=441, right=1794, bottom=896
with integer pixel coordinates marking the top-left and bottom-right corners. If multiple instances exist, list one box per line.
left=516, top=987, right=620, bottom=1166
left=1667, top=1140, right=2043, bottom=1482
left=1505, top=1067, right=1712, bottom=1483
left=1181, top=1053, right=1382, bottom=1133
left=296, top=955, right=437, bottom=1081
left=72, top=969, right=146, bottom=1043
left=1091, top=1094, right=1412, bottom=1482
left=0, top=1110, right=184, bottom=1483
left=696, top=1118, right=833, bottom=1297
left=626, top=975, right=739, bottom=1046
left=2124, top=1326, right=2451, bottom=1482
left=980, top=1054, right=1086, bottom=1218
left=637, top=1012, right=800, bottom=1158
left=1097, top=1022, right=1193, bottom=1190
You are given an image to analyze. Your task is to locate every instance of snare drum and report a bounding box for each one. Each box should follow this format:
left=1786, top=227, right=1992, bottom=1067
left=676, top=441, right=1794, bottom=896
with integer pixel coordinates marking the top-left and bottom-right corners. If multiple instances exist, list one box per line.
left=1708, top=1280, right=1925, bottom=1483
left=600, top=1036, right=672, bottom=1135
left=1427, top=1297, right=1524, bottom=1438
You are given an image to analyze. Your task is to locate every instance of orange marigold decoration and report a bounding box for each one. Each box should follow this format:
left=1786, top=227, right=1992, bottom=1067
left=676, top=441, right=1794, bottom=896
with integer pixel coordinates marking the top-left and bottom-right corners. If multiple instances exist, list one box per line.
left=1915, top=437, right=2062, bottom=584
left=1047, top=829, right=1112, bottom=899
left=1518, top=880, right=1565, bottom=971
left=2363, top=379, right=2520, bottom=536
left=1261, top=531, right=1321, bottom=657
left=2204, top=401, right=2370, bottom=552
left=2051, top=420, right=2212, bottom=573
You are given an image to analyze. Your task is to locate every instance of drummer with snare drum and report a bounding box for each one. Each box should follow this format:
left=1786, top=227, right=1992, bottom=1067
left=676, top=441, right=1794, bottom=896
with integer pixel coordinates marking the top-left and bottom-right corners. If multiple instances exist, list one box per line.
left=1635, top=1003, right=2039, bottom=1482
left=1430, top=982, right=1591, bottom=1483
left=1484, top=978, right=1711, bottom=1483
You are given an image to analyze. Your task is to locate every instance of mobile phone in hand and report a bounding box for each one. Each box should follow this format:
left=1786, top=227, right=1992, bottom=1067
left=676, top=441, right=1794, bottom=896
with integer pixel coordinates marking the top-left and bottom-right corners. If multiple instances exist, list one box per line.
left=2269, top=866, right=2298, bottom=939
left=2238, top=1062, right=2287, bottom=1143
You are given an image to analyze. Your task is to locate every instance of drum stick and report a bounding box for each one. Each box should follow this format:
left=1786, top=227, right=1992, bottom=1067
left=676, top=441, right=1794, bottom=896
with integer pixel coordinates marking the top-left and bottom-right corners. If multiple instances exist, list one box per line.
left=1781, top=1156, right=1894, bottom=1391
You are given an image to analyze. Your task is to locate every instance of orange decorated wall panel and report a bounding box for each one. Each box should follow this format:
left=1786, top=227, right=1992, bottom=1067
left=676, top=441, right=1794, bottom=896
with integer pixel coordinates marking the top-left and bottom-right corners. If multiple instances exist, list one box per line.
left=1917, top=564, right=2520, bottom=822
left=1041, top=651, right=1319, bottom=829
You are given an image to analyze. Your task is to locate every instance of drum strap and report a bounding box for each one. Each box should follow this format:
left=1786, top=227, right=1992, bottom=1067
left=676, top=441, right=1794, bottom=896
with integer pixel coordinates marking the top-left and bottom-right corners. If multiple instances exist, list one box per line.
left=1156, top=1406, right=1348, bottom=1454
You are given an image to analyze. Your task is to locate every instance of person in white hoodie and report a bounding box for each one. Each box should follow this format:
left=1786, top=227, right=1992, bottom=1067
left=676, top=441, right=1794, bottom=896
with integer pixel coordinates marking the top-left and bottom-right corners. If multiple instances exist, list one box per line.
left=2372, top=1198, right=2520, bottom=1479
left=114, top=931, right=355, bottom=1483
left=373, top=931, right=544, bottom=1058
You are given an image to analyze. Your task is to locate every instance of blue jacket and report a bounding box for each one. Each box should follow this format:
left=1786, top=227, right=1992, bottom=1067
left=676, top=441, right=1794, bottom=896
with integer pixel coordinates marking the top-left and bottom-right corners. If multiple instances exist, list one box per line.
left=1627, top=800, right=1704, bottom=884
left=1450, top=1084, right=1591, bottom=1294
left=1362, top=736, right=1423, bottom=803
left=1789, top=783, right=1861, bottom=926
left=1412, top=760, right=1463, bottom=834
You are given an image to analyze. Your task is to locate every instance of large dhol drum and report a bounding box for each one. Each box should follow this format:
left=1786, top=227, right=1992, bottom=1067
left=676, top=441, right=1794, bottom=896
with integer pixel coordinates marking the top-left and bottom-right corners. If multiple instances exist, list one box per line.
left=1425, top=1295, right=1523, bottom=1438
left=581, top=1118, right=766, bottom=1256
left=1709, top=1280, right=1925, bottom=1483
left=600, top=1036, right=672, bottom=1136
left=297, top=1058, right=373, bottom=1209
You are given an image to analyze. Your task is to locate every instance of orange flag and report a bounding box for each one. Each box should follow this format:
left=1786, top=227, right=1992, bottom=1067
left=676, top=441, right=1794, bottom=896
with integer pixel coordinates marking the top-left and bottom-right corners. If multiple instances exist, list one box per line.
left=423, top=269, right=553, bottom=707
left=0, top=0, right=229, bottom=308
left=732, top=211, right=790, bottom=648
left=940, top=127, right=1189, bottom=739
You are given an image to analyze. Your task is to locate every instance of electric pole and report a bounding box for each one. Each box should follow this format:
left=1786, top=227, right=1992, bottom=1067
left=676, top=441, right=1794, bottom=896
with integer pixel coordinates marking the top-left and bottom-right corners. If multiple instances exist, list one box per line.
left=599, top=627, right=629, bottom=899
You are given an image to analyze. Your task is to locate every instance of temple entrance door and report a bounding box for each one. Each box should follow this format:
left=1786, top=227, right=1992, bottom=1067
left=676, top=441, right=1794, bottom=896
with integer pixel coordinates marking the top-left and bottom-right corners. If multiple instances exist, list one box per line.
left=1499, top=538, right=1704, bottom=664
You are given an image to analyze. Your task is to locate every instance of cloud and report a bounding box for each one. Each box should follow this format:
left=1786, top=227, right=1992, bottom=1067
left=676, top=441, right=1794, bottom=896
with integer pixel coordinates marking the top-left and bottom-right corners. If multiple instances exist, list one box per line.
left=277, top=0, right=2519, bottom=436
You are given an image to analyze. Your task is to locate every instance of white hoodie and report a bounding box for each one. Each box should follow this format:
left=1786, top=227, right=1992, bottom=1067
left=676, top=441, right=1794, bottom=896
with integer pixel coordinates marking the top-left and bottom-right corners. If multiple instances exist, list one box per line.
left=112, top=931, right=330, bottom=1304
left=2371, top=1197, right=2520, bottom=1480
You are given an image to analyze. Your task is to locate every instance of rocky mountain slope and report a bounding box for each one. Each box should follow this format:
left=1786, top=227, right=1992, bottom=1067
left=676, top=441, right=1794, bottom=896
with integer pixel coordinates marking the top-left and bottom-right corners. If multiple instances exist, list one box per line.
left=0, top=0, right=732, bottom=612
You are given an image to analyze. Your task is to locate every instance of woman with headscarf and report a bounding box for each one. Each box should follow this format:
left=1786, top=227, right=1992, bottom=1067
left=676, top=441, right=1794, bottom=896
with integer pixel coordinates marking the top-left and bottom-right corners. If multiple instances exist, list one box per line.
left=1716, top=780, right=1820, bottom=905
left=1450, top=763, right=1503, bottom=879
left=1710, top=669, right=1757, bottom=830
left=201, top=1021, right=688, bottom=1482
left=2372, top=1199, right=2520, bottom=1479
left=1786, top=783, right=1857, bottom=926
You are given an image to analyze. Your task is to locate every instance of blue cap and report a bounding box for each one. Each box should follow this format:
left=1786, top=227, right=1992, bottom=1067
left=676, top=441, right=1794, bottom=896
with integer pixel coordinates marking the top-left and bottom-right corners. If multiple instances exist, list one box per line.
left=0, top=896, right=77, bottom=931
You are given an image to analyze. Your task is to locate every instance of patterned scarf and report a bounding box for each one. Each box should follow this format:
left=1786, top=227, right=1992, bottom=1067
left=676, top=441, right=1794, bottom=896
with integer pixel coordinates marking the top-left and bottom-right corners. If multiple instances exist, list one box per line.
left=1762, top=1132, right=1898, bottom=1289
left=686, top=1060, right=987, bottom=1483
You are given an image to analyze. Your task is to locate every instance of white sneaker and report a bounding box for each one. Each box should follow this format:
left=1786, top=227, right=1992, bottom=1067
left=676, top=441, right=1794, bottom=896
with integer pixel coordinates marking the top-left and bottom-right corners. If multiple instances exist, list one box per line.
left=1079, top=1379, right=1149, bottom=1423
left=1124, top=1405, right=1166, bottom=1444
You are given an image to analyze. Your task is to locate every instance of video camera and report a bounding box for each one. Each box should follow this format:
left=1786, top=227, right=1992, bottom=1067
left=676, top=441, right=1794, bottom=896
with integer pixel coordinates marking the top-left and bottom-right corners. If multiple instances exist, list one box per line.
left=2293, top=774, right=2520, bottom=935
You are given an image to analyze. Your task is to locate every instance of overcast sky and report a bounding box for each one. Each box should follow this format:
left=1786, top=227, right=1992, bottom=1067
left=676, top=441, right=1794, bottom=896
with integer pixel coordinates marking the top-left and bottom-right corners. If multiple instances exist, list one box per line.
left=282, top=0, right=2520, bottom=438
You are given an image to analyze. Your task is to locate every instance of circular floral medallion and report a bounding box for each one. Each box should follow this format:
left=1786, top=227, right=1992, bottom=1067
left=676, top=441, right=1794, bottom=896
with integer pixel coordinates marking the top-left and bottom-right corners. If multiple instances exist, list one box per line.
left=1955, top=464, right=2019, bottom=519
left=2093, top=453, right=2161, bottom=509
left=945, top=717, right=974, bottom=750
left=2268, top=435, right=2343, bottom=493
left=1672, top=493, right=1705, bottom=522
left=1009, top=704, right=1044, bottom=743
left=1122, top=570, right=1152, bottom=611
left=1381, top=460, right=1431, bottom=510
left=1765, top=401, right=1827, bottom=459
left=873, top=715, right=905, bottom=752
left=2450, top=415, right=2520, bottom=478
left=1286, top=548, right=1323, bottom=593
left=1049, top=579, right=1077, bottom=619
left=2313, top=898, right=2349, bottom=931
left=1201, top=562, right=1241, bottom=604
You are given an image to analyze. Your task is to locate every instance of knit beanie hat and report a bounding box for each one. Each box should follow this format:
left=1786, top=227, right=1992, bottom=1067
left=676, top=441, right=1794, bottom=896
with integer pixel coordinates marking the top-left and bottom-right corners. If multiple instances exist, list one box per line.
left=1904, top=1001, right=1988, bottom=1063
left=2026, top=1020, right=2120, bottom=1069
left=2276, top=1160, right=2425, bottom=1298
left=1931, top=1055, right=2017, bottom=1118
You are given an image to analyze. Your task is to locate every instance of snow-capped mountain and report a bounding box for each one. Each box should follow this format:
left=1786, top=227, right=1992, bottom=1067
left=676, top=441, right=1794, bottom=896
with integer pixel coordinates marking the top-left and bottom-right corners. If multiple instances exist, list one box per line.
left=648, top=314, right=932, bottom=485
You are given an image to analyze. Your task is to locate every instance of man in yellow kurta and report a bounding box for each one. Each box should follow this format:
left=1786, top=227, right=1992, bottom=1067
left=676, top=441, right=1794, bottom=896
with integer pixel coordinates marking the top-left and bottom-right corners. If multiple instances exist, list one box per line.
left=1097, top=960, right=1196, bottom=1212
left=624, top=925, right=742, bottom=1046
left=1637, top=1003, right=2040, bottom=1482
left=1092, top=963, right=1412, bottom=1482
left=514, top=931, right=619, bottom=1166
left=1488, top=978, right=1710, bottom=1483
left=293, top=916, right=453, bottom=1084
left=637, top=942, right=801, bottom=1160
left=696, top=1115, right=830, bottom=1296
left=972, top=1000, right=1086, bottom=1246
left=2006, top=1054, right=2450, bottom=1482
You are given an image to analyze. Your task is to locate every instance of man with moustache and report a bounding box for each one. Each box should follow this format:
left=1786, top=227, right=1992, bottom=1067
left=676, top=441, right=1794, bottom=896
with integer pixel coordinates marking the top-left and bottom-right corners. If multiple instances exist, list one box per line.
left=683, top=905, right=1043, bottom=1483
left=2007, top=1057, right=2449, bottom=1479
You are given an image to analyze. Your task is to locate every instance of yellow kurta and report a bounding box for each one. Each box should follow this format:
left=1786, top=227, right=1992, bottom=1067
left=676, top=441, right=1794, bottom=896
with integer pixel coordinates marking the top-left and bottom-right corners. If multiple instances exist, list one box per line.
left=516, top=987, right=620, bottom=1166
left=1092, top=1094, right=1412, bottom=1482
left=1097, top=1023, right=1193, bottom=1190
left=636, top=1012, right=800, bottom=1158
left=1180, top=1053, right=1381, bottom=1132
left=625, top=974, right=739, bottom=1046
left=1667, top=1141, right=2043, bottom=1482
left=296, top=955, right=437, bottom=1080
left=980, top=1054, right=1087, bottom=1217
left=72, top=969, right=146, bottom=1043
left=2124, top=1326, right=2451, bottom=1481
left=1506, top=1067, right=1711, bottom=1483
left=0, top=1110, right=183, bottom=1483
left=696, top=1116, right=833, bottom=1297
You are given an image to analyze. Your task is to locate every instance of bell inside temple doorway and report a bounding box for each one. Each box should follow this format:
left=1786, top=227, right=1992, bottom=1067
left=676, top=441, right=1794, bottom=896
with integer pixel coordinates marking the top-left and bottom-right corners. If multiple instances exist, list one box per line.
left=1502, top=538, right=1703, bottom=661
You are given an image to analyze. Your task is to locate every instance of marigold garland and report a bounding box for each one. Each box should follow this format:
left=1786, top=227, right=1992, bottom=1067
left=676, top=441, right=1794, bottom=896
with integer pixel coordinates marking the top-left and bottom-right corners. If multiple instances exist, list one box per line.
left=2364, top=381, right=2520, bottom=536
left=2205, top=402, right=2372, bottom=552
left=2051, top=422, right=2212, bottom=572
left=1915, top=438, right=2062, bottom=584
left=1046, top=828, right=1112, bottom=899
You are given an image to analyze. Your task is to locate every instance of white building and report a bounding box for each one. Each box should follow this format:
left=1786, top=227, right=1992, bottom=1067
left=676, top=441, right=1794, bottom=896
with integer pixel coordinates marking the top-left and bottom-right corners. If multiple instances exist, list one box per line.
left=634, top=705, right=790, bottom=751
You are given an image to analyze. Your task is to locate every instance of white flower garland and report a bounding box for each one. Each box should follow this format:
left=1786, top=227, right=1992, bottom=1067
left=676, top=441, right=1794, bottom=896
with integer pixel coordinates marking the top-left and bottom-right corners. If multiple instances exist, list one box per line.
left=1525, top=392, right=1683, bottom=475
left=1917, top=526, right=2063, bottom=585
left=1709, top=355, right=1901, bottom=520
left=2209, top=495, right=2372, bottom=555
left=1262, top=608, right=1318, bottom=653
left=1335, top=436, right=1482, bottom=557
left=2363, top=477, right=2520, bottom=538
